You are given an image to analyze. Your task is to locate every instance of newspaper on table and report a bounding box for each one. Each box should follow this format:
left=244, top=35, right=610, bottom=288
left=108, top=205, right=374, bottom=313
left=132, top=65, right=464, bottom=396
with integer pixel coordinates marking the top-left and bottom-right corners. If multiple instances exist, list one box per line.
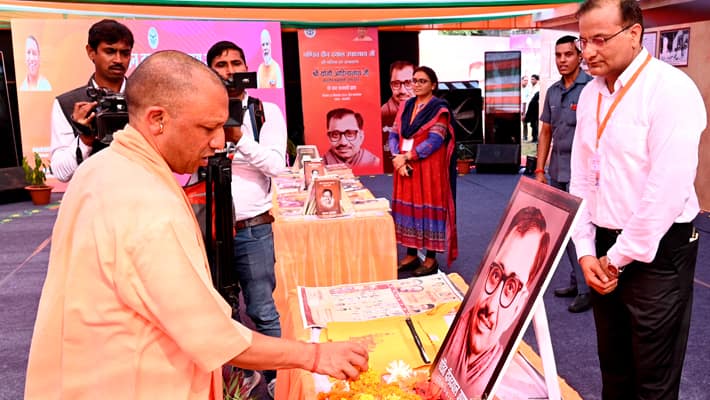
left=297, top=272, right=464, bottom=328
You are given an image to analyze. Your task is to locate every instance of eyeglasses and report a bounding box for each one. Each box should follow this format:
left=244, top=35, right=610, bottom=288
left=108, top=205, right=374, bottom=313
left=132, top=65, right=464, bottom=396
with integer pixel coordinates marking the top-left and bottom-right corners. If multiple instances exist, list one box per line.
left=327, top=129, right=359, bottom=142
left=390, top=80, right=412, bottom=90
left=412, top=78, right=430, bottom=85
left=576, top=24, right=634, bottom=50
left=484, top=263, right=525, bottom=308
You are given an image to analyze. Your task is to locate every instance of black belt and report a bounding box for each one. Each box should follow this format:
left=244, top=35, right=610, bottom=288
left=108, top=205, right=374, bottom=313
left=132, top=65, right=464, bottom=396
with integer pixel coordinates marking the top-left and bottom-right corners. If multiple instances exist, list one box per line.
left=596, top=222, right=694, bottom=239
left=596, top=225, right=622, bottom=237
left=235, top=211, right=274, bottom=230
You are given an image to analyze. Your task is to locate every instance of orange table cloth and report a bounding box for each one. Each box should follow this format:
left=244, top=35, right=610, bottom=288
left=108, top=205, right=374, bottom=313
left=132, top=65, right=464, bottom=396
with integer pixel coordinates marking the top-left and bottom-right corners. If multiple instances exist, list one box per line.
left=271, top=210, right=398, bottom=322
left=273, top=274, right=583, bottom=400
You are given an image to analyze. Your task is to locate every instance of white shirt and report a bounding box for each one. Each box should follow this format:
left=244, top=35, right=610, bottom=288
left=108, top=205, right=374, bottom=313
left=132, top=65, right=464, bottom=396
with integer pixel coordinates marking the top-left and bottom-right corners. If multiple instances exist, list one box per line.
left=230, top=94, right=288, bottom=221
left=49, top=78, right=126, bottom=182
left=570, top=48, right=706, bottom=267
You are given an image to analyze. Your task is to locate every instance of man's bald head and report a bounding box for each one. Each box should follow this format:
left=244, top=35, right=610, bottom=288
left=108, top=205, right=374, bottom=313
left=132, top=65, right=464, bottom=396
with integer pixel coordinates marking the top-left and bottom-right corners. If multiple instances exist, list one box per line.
left=126, top=50, right=225, bottom=121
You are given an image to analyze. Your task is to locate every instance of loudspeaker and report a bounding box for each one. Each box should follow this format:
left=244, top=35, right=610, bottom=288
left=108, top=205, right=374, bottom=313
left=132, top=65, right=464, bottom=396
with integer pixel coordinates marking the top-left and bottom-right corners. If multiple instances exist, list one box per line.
left=0, top=167, right=30, bottom=204
left=475, top=144, right=521, bottom=174
left=437, top=81, right=483, bottom=145
left=484, top=113, right=521, bottom=145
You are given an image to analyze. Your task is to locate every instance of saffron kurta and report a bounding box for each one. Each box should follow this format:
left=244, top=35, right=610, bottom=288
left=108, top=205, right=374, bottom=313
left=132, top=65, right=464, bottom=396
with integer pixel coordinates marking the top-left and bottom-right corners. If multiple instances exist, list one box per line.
left=25, top=125, right=252, bottom=400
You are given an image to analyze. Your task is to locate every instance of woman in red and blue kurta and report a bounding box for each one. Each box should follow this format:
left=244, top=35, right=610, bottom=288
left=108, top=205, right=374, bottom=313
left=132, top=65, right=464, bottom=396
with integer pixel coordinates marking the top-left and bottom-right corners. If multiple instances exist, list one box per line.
left=389, top=66, right=458, bottom=276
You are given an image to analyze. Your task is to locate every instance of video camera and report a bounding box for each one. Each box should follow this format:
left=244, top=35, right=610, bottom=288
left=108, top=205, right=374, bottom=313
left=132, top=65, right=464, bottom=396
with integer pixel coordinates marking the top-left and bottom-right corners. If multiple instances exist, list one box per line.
left=221, top=72, right=257, bottom=128
left=85, top=87, right=128, bottom=144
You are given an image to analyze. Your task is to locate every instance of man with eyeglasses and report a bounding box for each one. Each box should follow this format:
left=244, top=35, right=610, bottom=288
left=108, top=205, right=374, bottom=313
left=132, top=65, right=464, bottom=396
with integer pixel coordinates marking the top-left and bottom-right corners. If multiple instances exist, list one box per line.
left=439, top=206, right=549, bottom=397
left=381, top=60, right=415, bottom=171
left=570, top=1, right=705, bottom=399
left=323, top=107, right=380, bottom=168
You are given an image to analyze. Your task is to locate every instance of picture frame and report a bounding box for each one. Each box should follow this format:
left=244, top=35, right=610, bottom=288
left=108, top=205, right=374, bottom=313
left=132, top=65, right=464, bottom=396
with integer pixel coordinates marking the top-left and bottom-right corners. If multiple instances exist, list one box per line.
left=658, top=28, right=690, bottom=67
left=295, top=144, right=320, bottom=170
left=642, top=31, right=657, bottom=58
left=303, top=158, right=325, bottom=189
left=314, top=176, right=342, bottom=217
left=429, top=177, right=582, bottom=400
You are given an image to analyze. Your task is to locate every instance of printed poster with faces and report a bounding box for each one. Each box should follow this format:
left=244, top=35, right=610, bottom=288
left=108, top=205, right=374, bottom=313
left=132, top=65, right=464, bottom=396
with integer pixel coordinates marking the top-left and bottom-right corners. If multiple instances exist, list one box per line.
left=430, top=177, right=582, bottom=400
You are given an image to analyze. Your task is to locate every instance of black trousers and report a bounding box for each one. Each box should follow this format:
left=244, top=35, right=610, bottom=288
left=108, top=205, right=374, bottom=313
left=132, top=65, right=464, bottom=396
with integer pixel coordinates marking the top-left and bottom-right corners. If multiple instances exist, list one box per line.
left=592, top=223, right=698, bottom=400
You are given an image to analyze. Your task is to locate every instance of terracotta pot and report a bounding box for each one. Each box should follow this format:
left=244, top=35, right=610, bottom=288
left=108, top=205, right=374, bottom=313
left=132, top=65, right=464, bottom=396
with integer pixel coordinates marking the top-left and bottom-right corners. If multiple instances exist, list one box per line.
left=25, top=185, right=53, bottom=206
left=456, top=159, right=472, bottom=175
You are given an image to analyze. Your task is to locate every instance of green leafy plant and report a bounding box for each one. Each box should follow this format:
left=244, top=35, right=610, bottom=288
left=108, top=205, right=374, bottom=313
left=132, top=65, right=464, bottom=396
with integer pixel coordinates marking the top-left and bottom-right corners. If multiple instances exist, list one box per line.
left=22, top=152, right=48, bottom=187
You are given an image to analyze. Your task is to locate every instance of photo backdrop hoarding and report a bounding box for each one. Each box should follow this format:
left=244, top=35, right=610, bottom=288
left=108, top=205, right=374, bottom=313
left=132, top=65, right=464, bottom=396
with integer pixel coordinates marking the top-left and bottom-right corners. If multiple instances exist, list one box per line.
left=11, top=19, right=286, bottom=175
left=298, top=27, right=383, bottom=175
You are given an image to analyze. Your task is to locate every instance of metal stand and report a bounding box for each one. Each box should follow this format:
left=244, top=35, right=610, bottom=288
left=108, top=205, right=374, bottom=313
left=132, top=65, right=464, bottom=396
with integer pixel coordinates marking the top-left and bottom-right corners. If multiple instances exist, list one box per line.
left=204, top=152, right=240, bottom=319
left=533, top=301, right=562, bottom=400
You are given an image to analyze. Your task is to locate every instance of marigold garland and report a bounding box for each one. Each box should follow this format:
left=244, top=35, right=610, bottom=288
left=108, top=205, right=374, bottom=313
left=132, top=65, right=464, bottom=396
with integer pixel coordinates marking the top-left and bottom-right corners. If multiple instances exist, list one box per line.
left=317, top=361, right=441, bottom=400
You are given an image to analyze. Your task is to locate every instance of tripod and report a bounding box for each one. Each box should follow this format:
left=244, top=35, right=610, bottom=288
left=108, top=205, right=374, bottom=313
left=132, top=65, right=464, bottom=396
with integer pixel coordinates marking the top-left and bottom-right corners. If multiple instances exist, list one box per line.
left=203, top=152, right=240, bottom=319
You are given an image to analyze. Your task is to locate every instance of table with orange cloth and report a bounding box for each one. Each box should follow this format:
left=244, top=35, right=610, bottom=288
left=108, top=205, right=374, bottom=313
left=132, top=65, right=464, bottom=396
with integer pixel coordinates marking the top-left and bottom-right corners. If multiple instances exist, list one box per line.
left=270, top=201, right=398, bottom=320
left=273, top=274, right=583, bottom=400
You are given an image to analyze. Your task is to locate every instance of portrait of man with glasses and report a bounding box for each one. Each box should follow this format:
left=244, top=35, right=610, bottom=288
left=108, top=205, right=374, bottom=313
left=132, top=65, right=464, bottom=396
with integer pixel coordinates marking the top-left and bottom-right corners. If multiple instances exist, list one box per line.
left=432, top=206, right=550, bottom=398
left=322, top=107, right=381, bottom=168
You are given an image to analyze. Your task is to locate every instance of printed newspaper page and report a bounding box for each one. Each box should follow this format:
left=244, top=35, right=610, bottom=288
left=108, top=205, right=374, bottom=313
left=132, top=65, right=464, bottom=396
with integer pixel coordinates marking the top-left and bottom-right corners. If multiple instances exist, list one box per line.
left=297, top=273, right=464, bottom=328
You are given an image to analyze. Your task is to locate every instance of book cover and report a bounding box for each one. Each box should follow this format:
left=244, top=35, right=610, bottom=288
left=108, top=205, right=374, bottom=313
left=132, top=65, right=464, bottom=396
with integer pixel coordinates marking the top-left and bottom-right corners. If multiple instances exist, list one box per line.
left=303, top=158, right=325, bottom=190
left=313, top=176, right=341, bottom=217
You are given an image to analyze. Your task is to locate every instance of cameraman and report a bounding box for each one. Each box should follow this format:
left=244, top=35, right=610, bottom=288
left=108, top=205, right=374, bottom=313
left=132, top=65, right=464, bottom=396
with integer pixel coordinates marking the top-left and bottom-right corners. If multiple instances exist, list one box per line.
left=206, top=40, right=287, bottom=397
left=49, top=19, right=133, bottom=182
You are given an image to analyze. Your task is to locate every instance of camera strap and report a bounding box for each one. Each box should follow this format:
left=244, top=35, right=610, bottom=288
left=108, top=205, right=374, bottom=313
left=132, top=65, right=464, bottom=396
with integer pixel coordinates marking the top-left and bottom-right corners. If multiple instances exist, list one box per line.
left=246, top=97, right=265, bottom=142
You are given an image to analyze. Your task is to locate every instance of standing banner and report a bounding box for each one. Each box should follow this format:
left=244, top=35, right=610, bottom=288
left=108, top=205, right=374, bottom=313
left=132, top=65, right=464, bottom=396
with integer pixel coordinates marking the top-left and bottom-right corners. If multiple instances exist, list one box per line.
left=298, top=27, right=383, bottom=175
left=10, top=19, right=285, bottom=184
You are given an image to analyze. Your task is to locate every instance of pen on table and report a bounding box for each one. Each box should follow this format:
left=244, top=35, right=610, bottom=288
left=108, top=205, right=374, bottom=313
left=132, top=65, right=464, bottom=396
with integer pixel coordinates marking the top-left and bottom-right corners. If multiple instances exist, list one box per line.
left=405, top=317, right=431, bottom=364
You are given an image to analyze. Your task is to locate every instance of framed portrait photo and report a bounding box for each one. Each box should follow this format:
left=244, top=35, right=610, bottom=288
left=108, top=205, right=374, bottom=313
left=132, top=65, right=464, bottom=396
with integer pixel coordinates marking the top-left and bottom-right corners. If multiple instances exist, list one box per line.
left=658, top=28, right=690, bottom=67
left=642, top=31, right=657, bottom=58
left=429, top=177, right=582, bottom=400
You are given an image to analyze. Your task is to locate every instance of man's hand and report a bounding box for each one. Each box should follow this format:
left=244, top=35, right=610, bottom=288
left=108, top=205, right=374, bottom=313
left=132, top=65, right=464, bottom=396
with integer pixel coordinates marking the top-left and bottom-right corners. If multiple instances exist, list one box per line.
left=579, top=255, right=617, bottom=294
left=72, top=101, right=98, bottom=146
left=71, top=101, right=97, bottom=127
left=224, top=126, right=243, bottom=144
left=534, top=170, right=548, bottom=184
left=313, top=341, right=369, bottom=380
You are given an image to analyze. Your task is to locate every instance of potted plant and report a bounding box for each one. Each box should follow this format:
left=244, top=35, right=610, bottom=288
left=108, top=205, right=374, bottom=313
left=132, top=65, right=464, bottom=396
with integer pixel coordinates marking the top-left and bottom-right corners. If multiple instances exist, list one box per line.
left=455, top=144, right=475, bottom=175
left=22, top=152, right=53, bottom=205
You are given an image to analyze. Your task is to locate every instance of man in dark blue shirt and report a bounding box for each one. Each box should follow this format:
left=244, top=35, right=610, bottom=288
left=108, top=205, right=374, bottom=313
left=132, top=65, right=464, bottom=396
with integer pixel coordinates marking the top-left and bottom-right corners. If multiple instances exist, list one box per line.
left=535, top=35, right=593, bottom=313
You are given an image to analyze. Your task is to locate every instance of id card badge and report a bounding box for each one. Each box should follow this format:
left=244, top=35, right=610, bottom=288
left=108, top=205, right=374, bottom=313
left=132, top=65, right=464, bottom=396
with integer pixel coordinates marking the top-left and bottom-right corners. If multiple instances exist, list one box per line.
left=588, top=154, right=600, bottom=190
left=401, top=139, right=414, bottom=152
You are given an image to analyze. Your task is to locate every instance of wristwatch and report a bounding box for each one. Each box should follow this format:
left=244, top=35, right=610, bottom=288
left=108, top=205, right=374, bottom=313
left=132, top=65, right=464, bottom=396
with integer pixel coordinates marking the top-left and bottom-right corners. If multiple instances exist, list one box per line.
left=605, top=255, right=624, bottom=278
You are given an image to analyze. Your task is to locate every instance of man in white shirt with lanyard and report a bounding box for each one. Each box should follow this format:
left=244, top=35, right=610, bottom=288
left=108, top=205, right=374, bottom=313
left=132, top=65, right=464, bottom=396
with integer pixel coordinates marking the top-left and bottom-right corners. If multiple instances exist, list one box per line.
left=570, top=1, right=705, bottom=399
left=207, top=40, right=287, bottom=397
left=49, top=19, right=133, bottom=182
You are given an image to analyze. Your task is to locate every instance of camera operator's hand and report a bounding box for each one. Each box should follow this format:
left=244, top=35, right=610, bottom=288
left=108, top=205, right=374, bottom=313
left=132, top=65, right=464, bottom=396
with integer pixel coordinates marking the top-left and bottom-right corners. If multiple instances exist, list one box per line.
left=224, top=126, right=243, bottom=144
left=71, top=101, right=98, bottom=145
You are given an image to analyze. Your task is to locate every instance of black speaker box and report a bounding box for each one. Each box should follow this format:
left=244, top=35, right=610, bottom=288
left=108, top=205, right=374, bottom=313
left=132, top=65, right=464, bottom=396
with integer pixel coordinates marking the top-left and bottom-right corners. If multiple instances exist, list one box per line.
left=0, top=167, right=30, bottom=204
left=475, top=144, right=521, bottom=174
left=484, top=113, right=521, bottom=145
left=437, top=82, right=483, bottom=145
